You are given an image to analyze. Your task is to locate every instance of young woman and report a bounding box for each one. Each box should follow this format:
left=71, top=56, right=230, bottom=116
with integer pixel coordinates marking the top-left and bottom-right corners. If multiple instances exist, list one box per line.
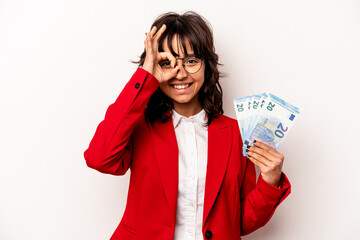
left=84, top=11, right=291, bottom=240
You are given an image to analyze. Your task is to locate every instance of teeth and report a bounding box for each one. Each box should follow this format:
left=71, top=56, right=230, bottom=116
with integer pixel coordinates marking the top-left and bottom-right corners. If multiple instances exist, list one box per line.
left=173, top=84, right=190, bottom=89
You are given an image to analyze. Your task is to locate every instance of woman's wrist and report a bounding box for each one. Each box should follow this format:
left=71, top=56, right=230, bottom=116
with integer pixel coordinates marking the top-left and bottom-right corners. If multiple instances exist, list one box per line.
left=261, top=172, right=282, bottom=187
left=142, top=63, right=153, bottom=75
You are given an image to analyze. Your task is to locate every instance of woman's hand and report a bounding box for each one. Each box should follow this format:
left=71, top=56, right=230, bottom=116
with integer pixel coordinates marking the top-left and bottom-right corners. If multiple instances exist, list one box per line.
left=246, top=140, right=284, bottom=187
left=142, top=24, right=179, bottom=83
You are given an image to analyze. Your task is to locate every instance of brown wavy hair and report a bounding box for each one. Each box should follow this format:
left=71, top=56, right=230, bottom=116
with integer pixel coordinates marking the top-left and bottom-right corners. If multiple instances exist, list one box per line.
left=134, top=11, right=223, bottom=125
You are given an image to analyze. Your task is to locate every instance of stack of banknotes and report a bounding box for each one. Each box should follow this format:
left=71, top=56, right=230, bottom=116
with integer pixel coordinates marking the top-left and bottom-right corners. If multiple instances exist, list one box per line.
left=233, top=93, right=300, bottom=156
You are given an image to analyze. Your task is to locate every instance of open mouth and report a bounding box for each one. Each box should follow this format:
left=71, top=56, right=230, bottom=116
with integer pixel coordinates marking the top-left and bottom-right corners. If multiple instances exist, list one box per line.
left=171, top=83, right=193, bottom=89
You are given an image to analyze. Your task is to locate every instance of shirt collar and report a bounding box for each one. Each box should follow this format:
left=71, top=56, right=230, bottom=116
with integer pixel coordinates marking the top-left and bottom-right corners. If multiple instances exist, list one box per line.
left=172, top=109, right=208, bottom=131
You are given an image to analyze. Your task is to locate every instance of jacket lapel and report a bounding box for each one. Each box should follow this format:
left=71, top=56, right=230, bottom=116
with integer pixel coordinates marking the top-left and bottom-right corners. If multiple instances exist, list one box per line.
left=149, top=118, right=179, bottom=223
left=202, top=117, right=232, bottom=228
left=149, top=115, right=232, bottom=228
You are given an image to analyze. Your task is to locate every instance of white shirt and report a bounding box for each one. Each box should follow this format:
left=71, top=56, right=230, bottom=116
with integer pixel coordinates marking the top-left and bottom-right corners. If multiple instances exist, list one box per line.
left=172, top=109, right=208, bottom=240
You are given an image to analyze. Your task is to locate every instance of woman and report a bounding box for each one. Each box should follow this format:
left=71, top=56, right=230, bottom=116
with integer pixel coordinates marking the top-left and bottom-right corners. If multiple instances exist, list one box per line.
left=84, top=11, right=291, bottom=240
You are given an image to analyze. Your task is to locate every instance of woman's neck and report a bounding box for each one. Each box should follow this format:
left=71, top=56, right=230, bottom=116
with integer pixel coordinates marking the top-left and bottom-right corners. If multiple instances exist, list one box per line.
left=173, top=101, right=202, bottom=118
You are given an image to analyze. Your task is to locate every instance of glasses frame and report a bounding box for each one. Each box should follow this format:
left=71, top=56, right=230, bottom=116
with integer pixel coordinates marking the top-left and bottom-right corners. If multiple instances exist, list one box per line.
left=173, top=54, right=203, bottom=74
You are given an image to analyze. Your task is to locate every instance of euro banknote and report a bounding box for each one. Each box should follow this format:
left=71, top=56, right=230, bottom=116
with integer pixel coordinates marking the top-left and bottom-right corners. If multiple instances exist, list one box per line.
left=234, top=93, right=300, bottom=156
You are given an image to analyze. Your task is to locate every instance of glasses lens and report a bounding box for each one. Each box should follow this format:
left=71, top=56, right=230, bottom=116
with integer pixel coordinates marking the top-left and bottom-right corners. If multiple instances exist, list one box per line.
left=184, top=56, right=202, bottom=73
left=159, top=55, right=202, bottom=74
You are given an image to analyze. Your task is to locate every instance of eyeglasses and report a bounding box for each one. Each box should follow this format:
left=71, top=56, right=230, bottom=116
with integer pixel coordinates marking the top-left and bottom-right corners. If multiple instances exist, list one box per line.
left=159, top=54, right=203, bottom=74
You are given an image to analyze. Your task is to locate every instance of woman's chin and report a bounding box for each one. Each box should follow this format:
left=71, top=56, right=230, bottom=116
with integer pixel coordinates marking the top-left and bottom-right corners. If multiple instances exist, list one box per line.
left=172, top=96, right=193, bottom=105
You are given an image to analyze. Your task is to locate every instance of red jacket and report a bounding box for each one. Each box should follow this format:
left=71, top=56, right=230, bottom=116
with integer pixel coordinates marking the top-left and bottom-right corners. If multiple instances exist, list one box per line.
left=84, top=68, right=291, bottom=240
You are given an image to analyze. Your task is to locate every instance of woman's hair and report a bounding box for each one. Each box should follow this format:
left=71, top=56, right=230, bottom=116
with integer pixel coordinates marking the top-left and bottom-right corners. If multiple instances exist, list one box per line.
left=134, top=11, right=223, bottom=125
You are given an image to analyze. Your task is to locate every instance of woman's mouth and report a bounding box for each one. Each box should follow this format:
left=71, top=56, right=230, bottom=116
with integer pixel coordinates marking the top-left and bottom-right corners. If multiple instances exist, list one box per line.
left=171, top=83, right=193, bottom=90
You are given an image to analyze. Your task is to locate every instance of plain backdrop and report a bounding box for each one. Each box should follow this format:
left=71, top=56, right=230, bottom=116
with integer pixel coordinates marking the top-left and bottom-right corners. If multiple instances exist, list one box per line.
left=1, top=0, right=359, bottom=239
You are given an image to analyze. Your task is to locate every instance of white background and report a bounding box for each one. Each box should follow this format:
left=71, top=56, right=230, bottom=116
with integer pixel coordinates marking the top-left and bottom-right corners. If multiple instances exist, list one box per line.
left=1, top=0, right=359, bottom=239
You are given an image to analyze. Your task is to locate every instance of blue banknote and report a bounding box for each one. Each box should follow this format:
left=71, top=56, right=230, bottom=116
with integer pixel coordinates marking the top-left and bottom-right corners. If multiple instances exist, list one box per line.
left=234, top=93, right=300, bottom=156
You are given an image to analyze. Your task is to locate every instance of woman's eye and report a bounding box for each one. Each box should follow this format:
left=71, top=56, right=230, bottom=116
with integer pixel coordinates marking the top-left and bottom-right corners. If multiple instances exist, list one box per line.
left=186, top=59, right=198, bottom=64
left=160, top=61, right=171, bottom=67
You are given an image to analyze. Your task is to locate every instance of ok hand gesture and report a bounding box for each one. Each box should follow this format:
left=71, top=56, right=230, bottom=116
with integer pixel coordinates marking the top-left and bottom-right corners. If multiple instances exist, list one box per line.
left=142, top=24, right=179, bottom=83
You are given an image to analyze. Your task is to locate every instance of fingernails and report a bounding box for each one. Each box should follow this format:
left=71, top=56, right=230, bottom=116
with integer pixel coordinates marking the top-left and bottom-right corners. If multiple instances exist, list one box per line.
left=246, top=149, right=249, bottom=152
left=145, top=32, right=148, bottom=36
left=246, top=145, right=251, bottom=148
left=253, top=140, right=257, bottom=143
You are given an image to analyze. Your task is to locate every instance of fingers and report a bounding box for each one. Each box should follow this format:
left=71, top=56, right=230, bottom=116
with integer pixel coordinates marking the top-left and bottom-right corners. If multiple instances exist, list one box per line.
left=248, top=155, right=267, bottom=168
left=159, top=52, right=179, bottom=80
left=247, top=150, right=270, bottom=167
left=145, top=24, right=166, bottom=46
left=144, top=25, right=167, bottom=58
left=153, top=24, right=166, bottom=41
left=143, top=24, right=176, bottom=82
left=247, top=143, right=277, bottom=162
left=144, top=26, right=157, bottom=51
left=152, top=24, right=166, bottom=53
left=165, top=65, right=180, bottom=80
left=246, top=140, right=284, bottom=187
left=246, top=140, right=284, bottom=174
left=144, top=31, right=152, bottom=53
left=253, top=141, right=284, bottom=160
left=246, top=140, right=284, bottom=168
left=150, top=25, right=158, bottom=37
left=158, top=52, right=177, bottom=68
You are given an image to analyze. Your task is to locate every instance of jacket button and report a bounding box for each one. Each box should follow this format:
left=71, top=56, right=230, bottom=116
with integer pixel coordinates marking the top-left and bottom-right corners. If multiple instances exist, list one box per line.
left=205, top=230, right=212, bottom=239
left=135, top=83, right=140, bottom=89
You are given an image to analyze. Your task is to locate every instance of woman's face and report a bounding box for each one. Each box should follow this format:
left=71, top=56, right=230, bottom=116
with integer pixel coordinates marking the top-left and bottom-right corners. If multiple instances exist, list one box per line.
left=159, top=35, right=205, bottom=115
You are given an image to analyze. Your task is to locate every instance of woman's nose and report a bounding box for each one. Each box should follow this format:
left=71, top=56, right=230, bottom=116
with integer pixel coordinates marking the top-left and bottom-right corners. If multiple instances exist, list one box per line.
left=175, top=61, right=188, bottom=80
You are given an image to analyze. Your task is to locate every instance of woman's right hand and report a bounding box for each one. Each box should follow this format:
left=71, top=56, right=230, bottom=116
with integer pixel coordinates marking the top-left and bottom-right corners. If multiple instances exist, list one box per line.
left=142, top=24, right=179, bottom=83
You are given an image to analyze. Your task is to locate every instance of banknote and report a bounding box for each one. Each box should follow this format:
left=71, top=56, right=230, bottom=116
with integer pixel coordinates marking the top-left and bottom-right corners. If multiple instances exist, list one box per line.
left=245, top=93, right=267, bottom=140
left=233, top=96, right=252, bottom=138
left=234, top=93, right=300, bottom=156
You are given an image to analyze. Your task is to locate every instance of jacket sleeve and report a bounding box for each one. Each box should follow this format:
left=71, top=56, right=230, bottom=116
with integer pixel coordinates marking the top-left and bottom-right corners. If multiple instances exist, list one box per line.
left=84, top=68, right=159, bottom=175
left=239, top=154, right=291, bottom=236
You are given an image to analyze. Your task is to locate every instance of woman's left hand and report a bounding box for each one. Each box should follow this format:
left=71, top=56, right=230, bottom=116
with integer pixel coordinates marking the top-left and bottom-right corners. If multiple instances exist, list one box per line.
left=246, top=140, right=284, bottom=187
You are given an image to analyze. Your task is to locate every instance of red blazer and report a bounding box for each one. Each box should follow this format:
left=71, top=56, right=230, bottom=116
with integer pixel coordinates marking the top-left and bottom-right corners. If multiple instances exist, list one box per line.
left=84, top=68, right=291, bottom=240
